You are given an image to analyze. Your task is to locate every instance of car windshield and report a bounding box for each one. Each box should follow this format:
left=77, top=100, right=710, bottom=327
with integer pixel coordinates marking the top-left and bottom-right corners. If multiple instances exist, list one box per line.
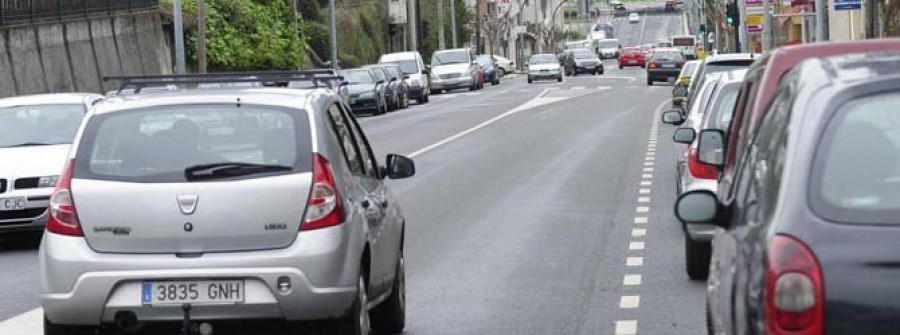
left=653, top=52, right=684, bottom=62
left=76, top=105, right=311, bottom=183
left=813, top=92, right=900, bottom=224
left=703, top=84, right=740, bottom=130
left=340, top=70, right=375, bottom=84
left=599, top=41, right=618, bottom=48
left=529, top=55, right=558, bottom=64
left=574, top=51, right=595, bottom=59
left=432, top=50, right=469, bottom=66
left=385, top=60, right=419, bottom=74
left=0, top=104, right=85, bottom=148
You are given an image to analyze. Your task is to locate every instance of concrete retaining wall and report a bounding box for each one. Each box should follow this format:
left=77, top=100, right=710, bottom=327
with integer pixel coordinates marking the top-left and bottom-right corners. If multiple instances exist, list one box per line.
left=0, top=12, right=171, bottom=98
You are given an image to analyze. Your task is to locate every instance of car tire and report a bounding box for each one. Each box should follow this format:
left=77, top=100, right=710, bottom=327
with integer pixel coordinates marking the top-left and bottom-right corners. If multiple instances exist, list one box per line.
left=685, top=234, right=712, bottom=280
left=371, top=253, right=406, bottom=334
left=557, top=75, right=563, bottom=83
left=44, top=317, right=93, bottom=335
left=496, top=68, right=505, bottom=78
left=333, top=274, right=372, bottom=335
left=619, top=64, right=623, bottom=69
left=706, top=300, right=714, bottom=335
left=647, top=79, right=653, bottom=86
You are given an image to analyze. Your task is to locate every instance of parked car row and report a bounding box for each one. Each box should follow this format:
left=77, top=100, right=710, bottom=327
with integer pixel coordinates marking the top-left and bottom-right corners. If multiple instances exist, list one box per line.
left=661, top=40, right=900, bottom=334
left=0, top=71, right=418, bottom=334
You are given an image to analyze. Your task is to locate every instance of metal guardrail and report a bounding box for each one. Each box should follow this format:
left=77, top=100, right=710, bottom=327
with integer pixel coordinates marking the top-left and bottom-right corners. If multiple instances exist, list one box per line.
left=0, top=0, right=158, bottom=27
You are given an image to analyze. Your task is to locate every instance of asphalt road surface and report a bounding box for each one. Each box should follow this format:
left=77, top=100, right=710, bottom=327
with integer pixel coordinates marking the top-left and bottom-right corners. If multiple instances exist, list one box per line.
left=0, top=9, right=704, bottom=335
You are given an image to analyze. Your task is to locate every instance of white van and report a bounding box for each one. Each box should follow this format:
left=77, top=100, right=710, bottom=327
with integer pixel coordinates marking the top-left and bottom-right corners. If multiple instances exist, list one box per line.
left=379, top=51, right=431, bottom=103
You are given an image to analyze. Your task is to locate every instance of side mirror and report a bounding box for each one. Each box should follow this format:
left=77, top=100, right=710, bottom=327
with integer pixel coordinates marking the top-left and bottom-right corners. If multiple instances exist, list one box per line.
left=661, top=109, right=685, bottom=125
left=422, top=67, right=430, bottom=75
left=385, top=154, right=415, bottom=179
left=672, top=127, right=695, bottom=144
left=675, top=190, right=723, bottom=225
left=697, top=129, right=726, bottom=167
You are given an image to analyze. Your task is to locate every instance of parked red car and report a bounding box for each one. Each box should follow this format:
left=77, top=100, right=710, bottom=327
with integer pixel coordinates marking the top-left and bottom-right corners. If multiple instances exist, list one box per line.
left=618, top=47, right=646, bottom=69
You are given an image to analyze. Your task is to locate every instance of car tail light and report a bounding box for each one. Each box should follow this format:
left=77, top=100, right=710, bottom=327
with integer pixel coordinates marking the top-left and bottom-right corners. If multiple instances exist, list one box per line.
left=46, top=159, right=83, bottom=236
left=649, top=62, right=658, bottom=69
left=687, top=146, right=718, bottom=180
left=302, top=154, right=346, bottom=231
left=765, top=234, right=824, bottom=335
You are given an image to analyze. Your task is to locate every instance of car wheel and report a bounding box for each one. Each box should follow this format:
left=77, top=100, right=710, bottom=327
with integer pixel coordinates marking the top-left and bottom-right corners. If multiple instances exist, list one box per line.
left=647, top=79, right=653, bottom=86
left=619, top=64, right=624, bottom=69
left=527, top=78, right=533, bottom=84
left=44, top=317, right=93, bottom=335
left=685, top=234, right=711, bottom=280
left=371, top=252, right=406, bottom=334
left=557, top=75, right=563, bottom=83
left=706, top=300, right=714, bottom=335
left=496, top=68, right=505, bottom=78
left=334, top=274, right=372, bottom=335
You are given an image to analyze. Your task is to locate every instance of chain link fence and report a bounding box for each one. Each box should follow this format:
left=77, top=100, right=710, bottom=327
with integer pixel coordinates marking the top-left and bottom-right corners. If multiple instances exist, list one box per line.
left=0, top=0, right=157, bottom=26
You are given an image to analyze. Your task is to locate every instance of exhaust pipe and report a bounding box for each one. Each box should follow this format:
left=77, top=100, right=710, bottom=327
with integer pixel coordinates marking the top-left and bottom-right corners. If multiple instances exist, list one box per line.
left=114, top=311, right=142, bottom=332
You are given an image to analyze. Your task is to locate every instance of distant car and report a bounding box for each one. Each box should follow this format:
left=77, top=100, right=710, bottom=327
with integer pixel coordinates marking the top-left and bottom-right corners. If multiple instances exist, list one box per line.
left=597, top=38, right=621, bottom=59
left=614, top=4, right=627, bottom=15
left=430, top=48, right=481, bottom=94
left=488, top=54, right=514, bottom=77
left=646, top=48, right=686, bottom=85
left=365, top=65, right=402, bottom=111
left=527, top=54, right=563, bottom=84
left=40, top=74, right=415, bottom=335
left=678, top=52, right=900, bottom=335
left=369, top=64, right=410, bottom=110
left=564, top=48, right=604, bottom=76
left=618, top=47, right=646, bottom=69
left=379, top=51, right=431, bottom=103
left=341, top=68, right=388, bottom=115
left=629, top=13, right=640, bottom=23
left=0, top=93, right=101, bottom=235
left=663, top=70, right=746, bottom=280
left=476, top=55, right=501, bottom=85
left=665, top=0, right=676, bottom=11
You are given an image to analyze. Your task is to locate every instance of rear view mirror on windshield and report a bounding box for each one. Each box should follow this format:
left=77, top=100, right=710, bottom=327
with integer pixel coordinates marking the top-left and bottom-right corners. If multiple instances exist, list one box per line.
left=697, top=129, right=725, bottom=167
left=386, top=154, right=415, bottom=179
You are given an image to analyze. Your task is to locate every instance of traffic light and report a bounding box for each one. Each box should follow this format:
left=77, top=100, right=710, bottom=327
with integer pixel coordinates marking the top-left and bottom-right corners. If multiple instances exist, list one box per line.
left=725, top=2, right=739, bottom=28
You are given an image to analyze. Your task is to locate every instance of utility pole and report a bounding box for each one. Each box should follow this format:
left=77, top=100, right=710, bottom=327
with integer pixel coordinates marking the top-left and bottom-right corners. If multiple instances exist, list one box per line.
left=451, top=0, right=458, bottom=47
left=737, top=0, right=747, bottom=52
left=439, top=0, right=446, bottom=49
left=476, top=0, right=482, bottom=52
left=814, top=0, right=827, bottom=41
left=173, top=0, right=186, bottom=74
left=329, top=0, right=338, bottom=69
left=409, top=0, right=418, bottom=50
left=197, top=0, right=207, bottom=73
left=762, top=0, right=771, bottom=51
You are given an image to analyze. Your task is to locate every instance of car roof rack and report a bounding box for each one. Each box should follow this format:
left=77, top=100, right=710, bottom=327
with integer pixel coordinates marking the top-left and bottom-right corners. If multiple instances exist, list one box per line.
left=103, top=70, right=344, bottom=95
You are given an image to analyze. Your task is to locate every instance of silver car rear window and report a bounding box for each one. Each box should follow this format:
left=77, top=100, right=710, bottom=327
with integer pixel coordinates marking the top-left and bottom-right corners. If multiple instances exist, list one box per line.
left=75, top=104, right=312, bottom=183
left=812, top=91, right=900, bottom=224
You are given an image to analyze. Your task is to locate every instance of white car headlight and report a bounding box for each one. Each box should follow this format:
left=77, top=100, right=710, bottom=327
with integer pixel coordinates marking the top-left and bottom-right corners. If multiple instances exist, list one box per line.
left=39, top=175, right=60, bottom=188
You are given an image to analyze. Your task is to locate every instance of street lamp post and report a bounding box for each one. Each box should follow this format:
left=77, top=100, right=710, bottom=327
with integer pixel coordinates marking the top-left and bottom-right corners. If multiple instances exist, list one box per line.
left=173, top=0, right=186, bottom=74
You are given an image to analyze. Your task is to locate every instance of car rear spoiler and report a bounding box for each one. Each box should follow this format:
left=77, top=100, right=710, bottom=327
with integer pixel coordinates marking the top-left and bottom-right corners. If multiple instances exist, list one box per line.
left=103, top=70, right=346, bottom=95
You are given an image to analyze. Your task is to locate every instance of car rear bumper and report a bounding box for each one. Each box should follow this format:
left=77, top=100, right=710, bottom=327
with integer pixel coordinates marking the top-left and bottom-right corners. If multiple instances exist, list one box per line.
left=349, top=97, right=380, bottom=112
left=528, top=72, right=561, bottom=80
left=431, top=77, right=473, bottom=90
left=648, top=69, right=682, bottom=81
left=574, top=64, right=602, bottom=72
left=41, top=226, right=361, bottom=325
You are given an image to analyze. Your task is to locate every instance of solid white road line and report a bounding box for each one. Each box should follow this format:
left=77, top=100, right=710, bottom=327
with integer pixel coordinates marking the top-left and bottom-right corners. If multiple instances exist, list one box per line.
left=615, top=320, right=639, bottom=335
left=627, top=257, right=644, bottom=266
left=623, top=274, right=643, bottom=286
left=0, top=308, right=43, bottom=334
left=620, top=295, right=641, bottom=309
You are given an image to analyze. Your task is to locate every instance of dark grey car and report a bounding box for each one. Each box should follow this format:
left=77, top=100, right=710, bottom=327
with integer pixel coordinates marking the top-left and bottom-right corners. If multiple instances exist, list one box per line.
left=677, top=53, right=900, bottom=335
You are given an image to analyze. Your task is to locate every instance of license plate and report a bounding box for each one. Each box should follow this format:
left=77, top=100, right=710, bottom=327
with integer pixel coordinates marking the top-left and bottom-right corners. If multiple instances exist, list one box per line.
left=629, top=60, right=637, bottom=64
left=142, top=280, right=244, bottom=305
left=662, top=64, right=676, bottom=68
left=667, top=77, right=677, bottom=83
left=0, top=197, right=25, bottom=211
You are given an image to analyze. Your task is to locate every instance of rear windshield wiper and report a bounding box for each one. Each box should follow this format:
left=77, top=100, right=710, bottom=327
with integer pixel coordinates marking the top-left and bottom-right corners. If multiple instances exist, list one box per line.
left=8, top=142, right=54, bottom=147
left=184, top=162, right=292, bottom=181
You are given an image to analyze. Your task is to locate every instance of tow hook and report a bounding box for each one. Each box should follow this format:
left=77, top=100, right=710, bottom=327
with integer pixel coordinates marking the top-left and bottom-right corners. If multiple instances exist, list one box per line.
left=180, top=304, right=214, bottom=335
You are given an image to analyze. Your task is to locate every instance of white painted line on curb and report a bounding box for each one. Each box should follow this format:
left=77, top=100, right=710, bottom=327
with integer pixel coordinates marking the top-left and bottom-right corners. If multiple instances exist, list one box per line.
left=623, top=274, right=642, bottom=286
left=634, top=217, right=648, bottom=224
left=620, top=295, right=640, bottom=309
left=627, top=257, right=644, bottom=266
left=629, top=241, right=645, bottom=250
left=615, top=320, right=638, bottom=335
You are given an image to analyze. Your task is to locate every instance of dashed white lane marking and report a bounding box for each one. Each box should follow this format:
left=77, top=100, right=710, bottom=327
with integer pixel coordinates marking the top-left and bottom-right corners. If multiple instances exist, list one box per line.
left=0, top=308, right=43, bottom=335
left=638, top=188, right=651, bottom=194
left=627, top=257, right=644, bottom=266
left=645, top=157, right=655, bottom=161
left=623, top=274, right=643, bottom=286
left=640, top=180, right=652, bottom=186
left=635, top=206, right=649, bottom=213
left=620, top=295, right=641, bottom=309
left=637, top=197, right=650, bottom=203
left=629, top=241, right=645, bottom=250
left=632, top=228, right=647, bottom=237
left=643, top=162, right=654, bottom=167
left=642, top=167, right=653, bottom=172
left=634, top=217, right=648, bottom=224
left=641, top=174, right=652, bottom=179
left=615, top=320, right=638, bottom=335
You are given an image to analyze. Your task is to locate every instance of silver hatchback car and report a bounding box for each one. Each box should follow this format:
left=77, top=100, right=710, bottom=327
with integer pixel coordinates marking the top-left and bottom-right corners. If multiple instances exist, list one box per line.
left=40, top=73, right=414, bottom=335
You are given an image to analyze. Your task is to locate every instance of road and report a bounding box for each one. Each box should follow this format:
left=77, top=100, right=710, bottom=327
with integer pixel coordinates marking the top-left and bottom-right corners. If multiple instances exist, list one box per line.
left=0, top=9, right=704, bottom=335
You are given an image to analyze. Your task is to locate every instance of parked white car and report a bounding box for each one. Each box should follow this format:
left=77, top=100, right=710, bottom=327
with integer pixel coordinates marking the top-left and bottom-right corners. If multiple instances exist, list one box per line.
left=490, top=55, right=515, bottom=77
left=0, top=93, right=102, bottom=235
